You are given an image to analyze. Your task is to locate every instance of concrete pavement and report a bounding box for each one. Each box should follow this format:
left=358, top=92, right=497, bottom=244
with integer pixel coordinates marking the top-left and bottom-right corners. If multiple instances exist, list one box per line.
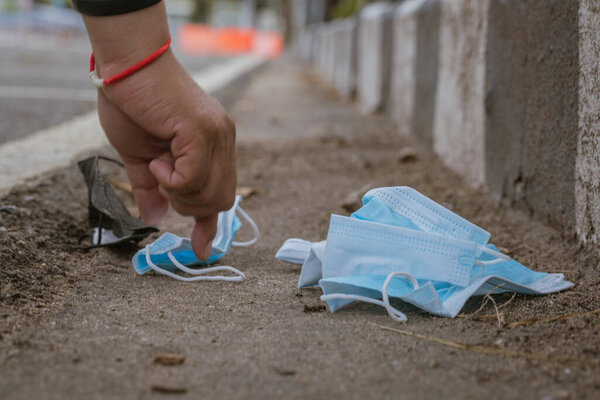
left=0, top=56, right=598, bottom=400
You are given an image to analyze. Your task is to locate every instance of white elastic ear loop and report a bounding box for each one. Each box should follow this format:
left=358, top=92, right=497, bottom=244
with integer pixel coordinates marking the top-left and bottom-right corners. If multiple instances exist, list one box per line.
left=144, top=245, right=245, bottom=282
left=381, top=272, right=419, bottom=321
left=232, top=205, right=260, bottom=247
left=320, top=272, right=419, bottom=323
left=473, top=246, right=511, bottom=280
left=478, top=245, right=510, bottom=264
left=167, top=252, right=245, bottom=281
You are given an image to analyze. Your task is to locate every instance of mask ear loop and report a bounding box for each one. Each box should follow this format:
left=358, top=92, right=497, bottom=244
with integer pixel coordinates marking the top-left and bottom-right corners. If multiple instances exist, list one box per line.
left=472, top=246, right=511, bottom=280
left=232, top=205, right=260, bottom=247
left=320, top=272, right=419, bottom=323
left=144, top=245, right=245, bottom=282
left=381, top=272, right=419, bottom=322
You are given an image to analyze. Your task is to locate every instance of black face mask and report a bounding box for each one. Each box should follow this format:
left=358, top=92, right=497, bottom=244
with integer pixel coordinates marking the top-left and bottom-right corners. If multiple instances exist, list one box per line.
left=78, top=155, right=158, bottom=247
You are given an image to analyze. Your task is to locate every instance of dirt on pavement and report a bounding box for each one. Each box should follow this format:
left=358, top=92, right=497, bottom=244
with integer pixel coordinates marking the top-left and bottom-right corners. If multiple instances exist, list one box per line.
left=1, top=57, right=599, bottom=400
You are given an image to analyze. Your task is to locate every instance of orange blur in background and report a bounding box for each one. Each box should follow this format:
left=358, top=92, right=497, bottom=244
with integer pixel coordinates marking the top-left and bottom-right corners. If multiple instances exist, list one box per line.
left=179, top=24, right=284, bottom=58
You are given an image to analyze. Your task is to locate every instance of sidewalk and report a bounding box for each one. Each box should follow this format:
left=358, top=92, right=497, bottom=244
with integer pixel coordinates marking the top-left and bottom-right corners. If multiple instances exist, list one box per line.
left=0, top=56, right=598, bottom=399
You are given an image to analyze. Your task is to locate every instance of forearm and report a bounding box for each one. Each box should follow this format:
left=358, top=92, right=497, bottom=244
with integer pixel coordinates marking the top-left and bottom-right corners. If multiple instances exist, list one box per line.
left=81, top=1, right=171, bottom=78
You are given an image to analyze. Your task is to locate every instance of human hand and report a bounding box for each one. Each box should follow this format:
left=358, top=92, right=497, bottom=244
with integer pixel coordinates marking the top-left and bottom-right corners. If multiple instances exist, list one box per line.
left=82, top=2, right=237, bottom=259
left=95, top=50, right=237, bottom=260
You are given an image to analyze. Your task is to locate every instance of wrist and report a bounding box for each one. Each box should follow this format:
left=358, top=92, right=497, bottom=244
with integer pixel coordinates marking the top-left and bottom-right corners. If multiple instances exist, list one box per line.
left=83, top=1, right=170, bottom=78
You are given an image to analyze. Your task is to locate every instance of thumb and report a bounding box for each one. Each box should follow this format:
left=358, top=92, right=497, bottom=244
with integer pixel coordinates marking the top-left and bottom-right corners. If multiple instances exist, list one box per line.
left=191, top=214, right=218, bottom=260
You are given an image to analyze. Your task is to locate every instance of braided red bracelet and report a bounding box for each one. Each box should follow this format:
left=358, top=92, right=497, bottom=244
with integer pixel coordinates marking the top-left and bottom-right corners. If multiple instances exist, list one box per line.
left=89, top=36, right=172, bottom=88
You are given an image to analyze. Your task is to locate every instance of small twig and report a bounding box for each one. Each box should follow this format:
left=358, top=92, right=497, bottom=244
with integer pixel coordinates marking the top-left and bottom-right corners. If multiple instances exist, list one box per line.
left=370, top=322, right=578, bottom=363
left=505, top=244, right=525, bottom=255
left=497, top=293, right=517, bottom=310
left=485, top=294, right=503, bottom=328
left=460, top=283, right=506, bottom=319
left=468, top=296, right=490, bottom=318
left=508, top=309, right=600, bottom=329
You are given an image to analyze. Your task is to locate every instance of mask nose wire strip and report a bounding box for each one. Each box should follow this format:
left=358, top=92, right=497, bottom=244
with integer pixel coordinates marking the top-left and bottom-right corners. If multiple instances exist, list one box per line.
left=320, top=272, right=419, bottom=323
left=232, top=205, right=260, bottom=247
left=144, top=245, right=245, bottom=282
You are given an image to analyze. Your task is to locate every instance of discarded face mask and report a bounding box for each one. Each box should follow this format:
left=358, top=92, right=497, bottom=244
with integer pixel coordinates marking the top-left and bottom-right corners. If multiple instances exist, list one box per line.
left=132, top=195, right=259, bottom=282
left=321, top=215, right=507, bottom=288
left=352, top=186, right=490, bottom=244
left=276, top=239, right=326, bottom=288
left=78, top=155, right=158, bottom=246
left=277, top=186, right=494, bottom=289
left=275, top=186, right=574, bottom=321
left=319, top=244, right=573, bottom=322
left=276, top=214, right=503, bottom=290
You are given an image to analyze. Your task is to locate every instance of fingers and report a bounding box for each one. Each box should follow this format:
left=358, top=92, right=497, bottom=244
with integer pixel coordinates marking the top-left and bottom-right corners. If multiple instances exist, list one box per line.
left=97, top=90, right=169, bottom=225
left=148, top=125, right=213, bottom=194
left=148, top=112, right=237, bottom=220
left=191, top=214, right=218, bottom=260
left=125, top=161, right=169, bottom=225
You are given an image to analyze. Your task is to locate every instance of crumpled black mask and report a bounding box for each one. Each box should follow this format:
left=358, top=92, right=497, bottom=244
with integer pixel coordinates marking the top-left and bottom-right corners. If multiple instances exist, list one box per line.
left=78, top=155, right=158, bottom=246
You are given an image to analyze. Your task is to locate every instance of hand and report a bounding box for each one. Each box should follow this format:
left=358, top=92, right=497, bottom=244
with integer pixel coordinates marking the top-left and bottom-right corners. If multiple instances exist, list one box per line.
left=95, top=51, right=237, bottom=260
left=82, top=2, right=237, bottom=259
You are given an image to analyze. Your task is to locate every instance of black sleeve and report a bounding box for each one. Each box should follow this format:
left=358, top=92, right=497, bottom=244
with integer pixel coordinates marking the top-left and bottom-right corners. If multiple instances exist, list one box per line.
left=71, top=0, right=162, bottom=16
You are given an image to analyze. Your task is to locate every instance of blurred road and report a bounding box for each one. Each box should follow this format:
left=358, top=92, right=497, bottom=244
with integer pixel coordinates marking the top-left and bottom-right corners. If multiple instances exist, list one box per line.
left=0, top=14, right=227, bottom=145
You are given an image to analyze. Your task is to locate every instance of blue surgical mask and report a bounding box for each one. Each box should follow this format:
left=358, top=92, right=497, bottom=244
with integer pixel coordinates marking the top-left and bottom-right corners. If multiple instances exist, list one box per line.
left=277, top=187, right=495, bottom=289
left=318, top=215, right=508, bottom=311
left=320, top=244, right=573, bottom=321
left=276, top=239, right=326, bottom=288
left=322, top=215, right=507, bottom=288
left=132, top=196, right=259, bottom=282
left=275, top=186, right=574, bottom=321
left=354, top=186, right=490, bottom=244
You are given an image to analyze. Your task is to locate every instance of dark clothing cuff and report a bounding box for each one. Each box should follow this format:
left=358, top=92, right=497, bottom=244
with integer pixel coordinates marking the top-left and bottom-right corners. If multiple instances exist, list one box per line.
left=71, top=0, right=162, bottom=16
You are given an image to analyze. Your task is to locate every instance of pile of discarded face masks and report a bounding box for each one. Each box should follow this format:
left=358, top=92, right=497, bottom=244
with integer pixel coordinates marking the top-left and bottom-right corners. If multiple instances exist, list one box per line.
left=276, top=186, right=573, bottom=322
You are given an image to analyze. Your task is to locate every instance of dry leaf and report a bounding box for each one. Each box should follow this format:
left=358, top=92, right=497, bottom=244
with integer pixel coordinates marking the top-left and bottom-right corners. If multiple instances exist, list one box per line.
left=398, top=147, right=418, bottom=163
left=154, top=353, right=186, bottom=366
left=151, top=385, right=188, bottom=394
left=236, top=186, right=260, bottom=199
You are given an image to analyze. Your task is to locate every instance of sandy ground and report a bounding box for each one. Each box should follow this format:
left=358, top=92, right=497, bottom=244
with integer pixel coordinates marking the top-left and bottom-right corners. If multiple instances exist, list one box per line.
left=1, top=57, right=599, bottom=400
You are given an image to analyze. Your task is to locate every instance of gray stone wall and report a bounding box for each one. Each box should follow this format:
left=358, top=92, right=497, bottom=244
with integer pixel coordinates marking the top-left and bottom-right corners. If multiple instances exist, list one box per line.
left=576, top=0, right=600, bottom=244
left=390, top=0, right=440, bottom=148
left=356, top=2, right=396, bottom=114
left=485, top=0, right=579, bottom=233
left=433, top=0, right=490, bottom=188
left=291, top=0, right=600, bottom=248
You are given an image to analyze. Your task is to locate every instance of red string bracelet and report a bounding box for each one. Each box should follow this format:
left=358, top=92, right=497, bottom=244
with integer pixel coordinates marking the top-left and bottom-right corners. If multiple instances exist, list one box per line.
left=89, top=36, right=172, bottom=88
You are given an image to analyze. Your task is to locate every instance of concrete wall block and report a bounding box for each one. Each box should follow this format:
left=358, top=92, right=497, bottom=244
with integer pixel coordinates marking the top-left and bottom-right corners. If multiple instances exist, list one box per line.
left=325, top=24, right=338, bottom=83
left=433, top=0, right=490, bottom=187
left=485, top=0, right=579, bottom=231
left=576, top=0, right=600, bottom=244
left=291, top=0, right=327, bottom=30
left=390, top=0, right=440, bottom=149
left=332, top=18, right=357, bottom=99
left=484, top=0, right=527, bottom=204
left=296, top=26, right=315, bottom=62
left=313, top=24, right=328, bottom=75
left=357, top=2, right=397, bottom=114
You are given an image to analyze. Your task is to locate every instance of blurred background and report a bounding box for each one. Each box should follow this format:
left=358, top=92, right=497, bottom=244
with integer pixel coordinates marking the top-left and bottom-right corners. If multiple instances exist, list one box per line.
left=0, top=0, right=293, bottom=144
